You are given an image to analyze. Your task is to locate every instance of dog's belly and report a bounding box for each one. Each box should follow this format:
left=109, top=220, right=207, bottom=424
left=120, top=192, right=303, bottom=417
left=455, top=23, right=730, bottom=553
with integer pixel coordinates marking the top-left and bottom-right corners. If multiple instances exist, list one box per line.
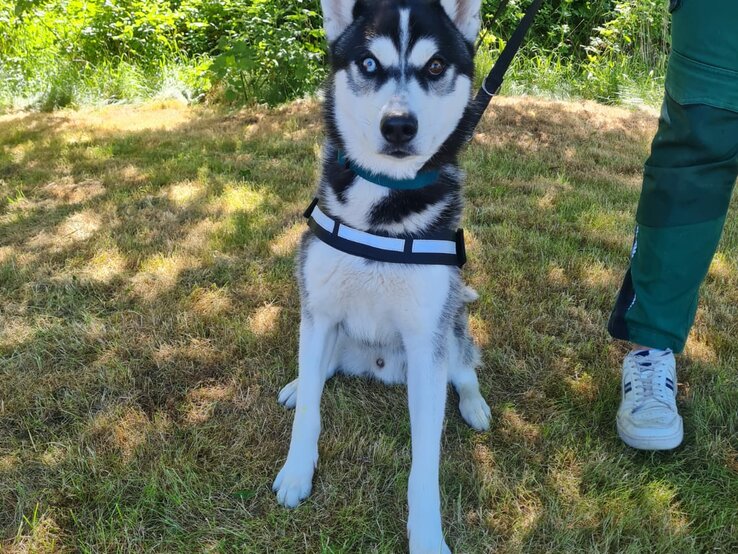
left=302, top=239, right=453, bottom=346
left=340, top=311, right=401, bottom=347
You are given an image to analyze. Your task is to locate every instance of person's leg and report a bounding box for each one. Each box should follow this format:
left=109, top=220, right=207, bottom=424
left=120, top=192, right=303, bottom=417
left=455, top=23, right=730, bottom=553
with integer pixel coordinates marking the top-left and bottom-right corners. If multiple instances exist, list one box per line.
left=610, top=96, right=738, bottom=352
left=609, top=96, right=738, bottom=449
left=608, top=0, right=738, bottom=449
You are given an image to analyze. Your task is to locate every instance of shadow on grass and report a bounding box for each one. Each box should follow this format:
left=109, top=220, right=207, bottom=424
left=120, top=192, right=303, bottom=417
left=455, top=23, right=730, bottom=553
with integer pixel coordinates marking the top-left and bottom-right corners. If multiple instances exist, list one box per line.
left=1, top=97, right=737, bottom=552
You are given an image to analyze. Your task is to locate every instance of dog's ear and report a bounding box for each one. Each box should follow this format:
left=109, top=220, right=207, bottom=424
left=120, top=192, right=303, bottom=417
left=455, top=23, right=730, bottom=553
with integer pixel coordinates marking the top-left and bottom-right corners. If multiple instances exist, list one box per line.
left=439, top=0, right=482, bottom=43
left=321, top=0, right=360, bottom=43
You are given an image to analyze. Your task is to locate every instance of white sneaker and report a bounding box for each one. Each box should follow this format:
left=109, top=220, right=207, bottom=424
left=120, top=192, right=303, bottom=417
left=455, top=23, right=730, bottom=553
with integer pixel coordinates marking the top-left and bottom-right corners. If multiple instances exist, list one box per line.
left=616, top=349, right=683, bottom=450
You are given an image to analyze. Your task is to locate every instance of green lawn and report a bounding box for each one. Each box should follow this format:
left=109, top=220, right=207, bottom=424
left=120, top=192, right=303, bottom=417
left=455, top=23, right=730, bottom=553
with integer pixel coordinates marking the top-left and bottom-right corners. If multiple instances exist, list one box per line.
left=1, top=96, right=737, bottom=553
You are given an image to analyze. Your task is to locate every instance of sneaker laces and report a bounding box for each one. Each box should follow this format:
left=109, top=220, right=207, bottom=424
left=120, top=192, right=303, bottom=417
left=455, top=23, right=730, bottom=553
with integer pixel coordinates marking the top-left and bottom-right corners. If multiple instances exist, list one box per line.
left=630, top=350, right=673, bottom=415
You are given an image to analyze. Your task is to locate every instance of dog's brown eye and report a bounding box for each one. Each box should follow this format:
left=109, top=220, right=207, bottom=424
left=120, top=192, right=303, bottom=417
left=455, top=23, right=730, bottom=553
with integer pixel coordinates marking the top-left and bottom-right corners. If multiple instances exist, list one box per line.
left=427, top=59, right=446, bottom=76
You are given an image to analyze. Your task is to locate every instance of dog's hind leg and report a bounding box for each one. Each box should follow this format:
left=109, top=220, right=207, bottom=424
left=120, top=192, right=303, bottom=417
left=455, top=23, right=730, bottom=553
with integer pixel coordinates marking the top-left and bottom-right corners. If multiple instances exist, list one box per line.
left=273, top=312, right=338, bottom=508
left=448, top=338, right=490, bottom=431
left=277, top=359, right=339, bottom=410
left=404, top=332, right=451, bottom=554
left=448, top=291, right=491, bottom=431
left=277, top=328, right=347, bottom=409
left=277, top=379, right=300, bottom=409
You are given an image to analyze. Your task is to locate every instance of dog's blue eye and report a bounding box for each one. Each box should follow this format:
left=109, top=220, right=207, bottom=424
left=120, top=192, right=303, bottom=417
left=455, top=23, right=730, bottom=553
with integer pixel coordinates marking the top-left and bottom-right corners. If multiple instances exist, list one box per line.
left=361, top=57, right=378, bottom=74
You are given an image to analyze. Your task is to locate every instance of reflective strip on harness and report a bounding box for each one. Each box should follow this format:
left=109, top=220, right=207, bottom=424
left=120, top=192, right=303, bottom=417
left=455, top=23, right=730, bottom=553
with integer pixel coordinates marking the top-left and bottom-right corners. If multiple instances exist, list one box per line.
left=303, top=199, right=466, bottom=267
left=337, top=221, right=406, bottom=252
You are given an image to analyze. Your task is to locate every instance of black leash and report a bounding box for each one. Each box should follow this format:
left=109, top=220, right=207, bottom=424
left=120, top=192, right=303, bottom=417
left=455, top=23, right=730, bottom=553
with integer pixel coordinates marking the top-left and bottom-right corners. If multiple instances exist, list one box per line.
left=458, top=0, right=545, bottom=143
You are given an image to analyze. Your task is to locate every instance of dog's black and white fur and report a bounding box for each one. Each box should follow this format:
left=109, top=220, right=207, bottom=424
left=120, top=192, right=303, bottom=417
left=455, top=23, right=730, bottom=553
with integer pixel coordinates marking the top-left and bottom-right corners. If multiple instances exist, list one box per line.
left=273, top=1, right=488, bottom=551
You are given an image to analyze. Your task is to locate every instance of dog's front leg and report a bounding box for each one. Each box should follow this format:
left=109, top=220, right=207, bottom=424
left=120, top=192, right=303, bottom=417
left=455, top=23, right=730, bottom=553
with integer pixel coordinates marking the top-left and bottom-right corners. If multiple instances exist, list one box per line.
left=405, top=334, right=451, bottom=554
left=273, top=312, right=338, bottom=508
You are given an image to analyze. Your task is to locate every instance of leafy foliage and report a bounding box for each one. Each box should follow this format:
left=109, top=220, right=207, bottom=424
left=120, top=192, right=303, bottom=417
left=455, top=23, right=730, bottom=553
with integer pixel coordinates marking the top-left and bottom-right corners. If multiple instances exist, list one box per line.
left=209, top=0, right=326, bottom=105
left=0, top=0, right=671, bottom=111
left=480, top=0, right=669, bottom=103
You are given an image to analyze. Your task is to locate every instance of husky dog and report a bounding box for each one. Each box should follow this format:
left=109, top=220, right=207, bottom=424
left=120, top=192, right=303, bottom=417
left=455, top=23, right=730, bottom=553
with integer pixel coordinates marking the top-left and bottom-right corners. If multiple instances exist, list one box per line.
left=273, top=1, right=489, bottom=551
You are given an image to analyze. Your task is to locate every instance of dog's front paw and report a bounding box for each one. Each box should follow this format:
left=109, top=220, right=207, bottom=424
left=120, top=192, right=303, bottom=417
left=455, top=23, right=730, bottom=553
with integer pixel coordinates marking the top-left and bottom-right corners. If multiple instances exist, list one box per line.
left=409, top=539, right=451, bottom=554
left=277, top=378, right=298, bottom=409
left=459, top=392, right=491, bottom=431
left=273, top=461, right=314, bottom=508
left=408, top=526, right=451, bottom=554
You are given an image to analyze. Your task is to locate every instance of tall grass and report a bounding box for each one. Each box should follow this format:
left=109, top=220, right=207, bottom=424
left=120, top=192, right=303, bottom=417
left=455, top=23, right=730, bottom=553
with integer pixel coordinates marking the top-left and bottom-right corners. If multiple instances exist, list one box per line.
left=476, top=0, right=669, bottom=106
left=474, top=45, right=667, bottom=107
left=0, top=58, right=212, bottom=112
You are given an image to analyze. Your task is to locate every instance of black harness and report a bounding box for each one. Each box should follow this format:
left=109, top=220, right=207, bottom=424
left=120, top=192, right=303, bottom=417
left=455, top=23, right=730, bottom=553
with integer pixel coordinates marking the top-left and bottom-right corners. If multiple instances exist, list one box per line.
left=304, top=198, right=467, bottom=266
left=305, top=0, right=544, bottom=267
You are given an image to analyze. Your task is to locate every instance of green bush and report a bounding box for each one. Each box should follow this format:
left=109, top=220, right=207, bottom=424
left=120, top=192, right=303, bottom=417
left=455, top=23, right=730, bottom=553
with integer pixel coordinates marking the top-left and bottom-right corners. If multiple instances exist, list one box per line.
left=478, top=0, right=669, bottom=104
left=579, top=0, right=668, bottom=102
left=0, top=0, right=672, bottom=111
left=210, top=0, right=325, bottom=105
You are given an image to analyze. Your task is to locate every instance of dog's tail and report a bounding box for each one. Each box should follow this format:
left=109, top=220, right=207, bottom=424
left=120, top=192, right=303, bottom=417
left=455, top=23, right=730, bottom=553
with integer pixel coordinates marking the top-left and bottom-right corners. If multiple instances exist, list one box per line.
left=461, top=285, right=479, bottom=303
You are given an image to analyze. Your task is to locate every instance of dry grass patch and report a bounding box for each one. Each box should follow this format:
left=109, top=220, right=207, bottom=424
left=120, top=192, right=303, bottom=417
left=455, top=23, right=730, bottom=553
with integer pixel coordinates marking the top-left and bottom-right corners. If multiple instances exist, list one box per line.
left=1, top=96, right=737, bottom=553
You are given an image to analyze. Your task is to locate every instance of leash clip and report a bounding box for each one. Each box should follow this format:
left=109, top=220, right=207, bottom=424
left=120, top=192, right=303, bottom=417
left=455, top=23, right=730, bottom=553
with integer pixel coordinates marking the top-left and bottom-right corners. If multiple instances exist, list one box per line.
left=481, top=76, right=502, bottom=97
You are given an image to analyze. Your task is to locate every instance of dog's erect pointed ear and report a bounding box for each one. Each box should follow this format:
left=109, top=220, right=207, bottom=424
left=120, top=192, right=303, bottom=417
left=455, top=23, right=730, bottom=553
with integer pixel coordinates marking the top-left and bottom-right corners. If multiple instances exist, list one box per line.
left=321, top=0, right=359, bottom=43
left=439, top=0, right=483, bottom=43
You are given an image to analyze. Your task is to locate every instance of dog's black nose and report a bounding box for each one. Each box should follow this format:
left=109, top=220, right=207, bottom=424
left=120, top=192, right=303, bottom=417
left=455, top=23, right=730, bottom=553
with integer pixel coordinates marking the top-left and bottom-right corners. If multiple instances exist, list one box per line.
left=381, top=114, right=418, bottom=144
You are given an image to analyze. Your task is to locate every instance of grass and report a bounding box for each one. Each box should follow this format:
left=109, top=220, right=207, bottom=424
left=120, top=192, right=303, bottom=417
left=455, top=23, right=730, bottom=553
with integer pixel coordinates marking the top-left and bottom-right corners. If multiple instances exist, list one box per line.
left=474, top=45, right=667, bottom=108
left=1, top=95, right=737, bottom=553
left=0, top=59, right=211, bottom=114
left=2, top=50, right=665, bottom=115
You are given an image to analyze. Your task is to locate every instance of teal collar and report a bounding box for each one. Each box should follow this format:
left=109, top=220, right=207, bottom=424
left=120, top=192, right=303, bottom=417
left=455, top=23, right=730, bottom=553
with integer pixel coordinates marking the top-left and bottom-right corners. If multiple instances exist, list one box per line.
left=337, top=151, right=440, bottom=190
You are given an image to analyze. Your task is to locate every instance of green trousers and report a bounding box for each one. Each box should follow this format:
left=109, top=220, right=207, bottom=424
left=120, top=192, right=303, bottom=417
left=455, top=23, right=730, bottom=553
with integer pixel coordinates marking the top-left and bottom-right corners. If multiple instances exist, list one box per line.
left=608, top=0, right=738, bottom=353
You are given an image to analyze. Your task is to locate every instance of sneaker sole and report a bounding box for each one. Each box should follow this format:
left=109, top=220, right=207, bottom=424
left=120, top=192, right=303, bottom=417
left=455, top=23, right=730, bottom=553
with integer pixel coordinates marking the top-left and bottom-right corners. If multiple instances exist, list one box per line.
left=617, top=417, right=684, bottom=450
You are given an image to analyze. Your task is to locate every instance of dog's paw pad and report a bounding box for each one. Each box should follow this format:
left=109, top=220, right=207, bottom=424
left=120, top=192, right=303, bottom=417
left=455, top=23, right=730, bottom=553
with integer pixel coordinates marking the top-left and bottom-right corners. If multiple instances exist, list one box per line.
left=273, top=463, right=313, bottom=508
left=459, top=394, right=491, bottom=431
left=277, top=379, right=299, bottom=409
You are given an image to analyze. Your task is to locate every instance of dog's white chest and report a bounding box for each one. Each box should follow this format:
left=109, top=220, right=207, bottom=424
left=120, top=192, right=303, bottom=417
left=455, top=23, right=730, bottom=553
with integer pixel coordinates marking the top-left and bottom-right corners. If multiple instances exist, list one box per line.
left=303, top=239, right=452, bottom=344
